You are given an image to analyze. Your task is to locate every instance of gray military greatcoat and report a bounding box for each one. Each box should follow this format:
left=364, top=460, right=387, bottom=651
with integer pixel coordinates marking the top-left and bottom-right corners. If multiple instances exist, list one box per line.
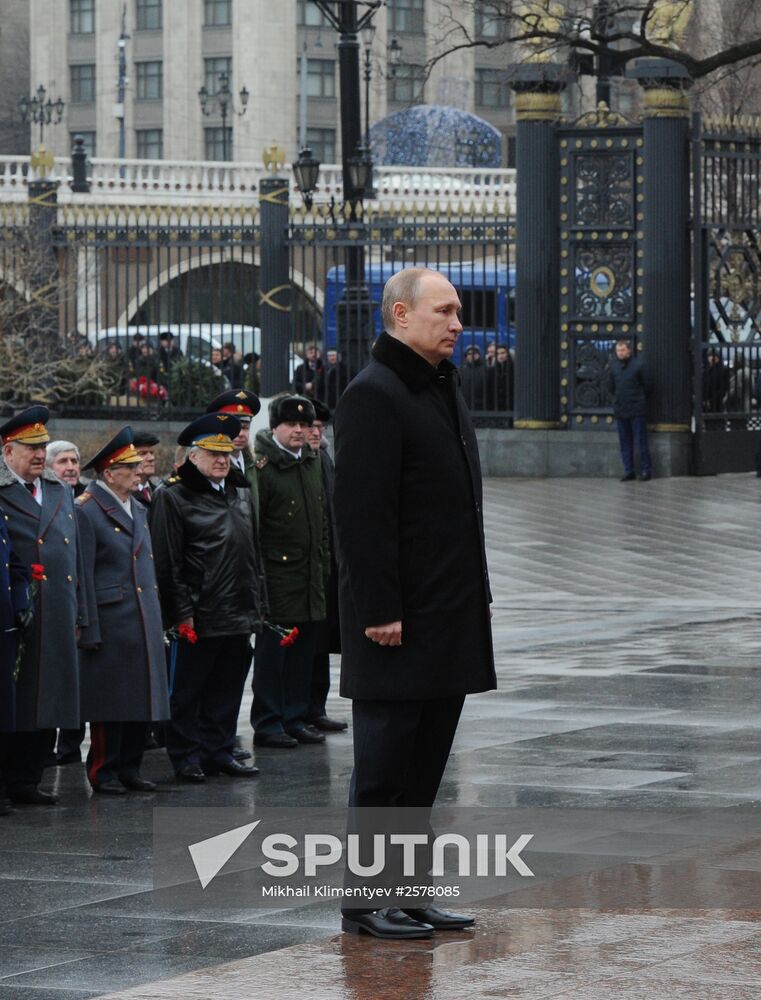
left=0, top=459, right=82, bottom=730
left=76, top=482, right=170, bottom=722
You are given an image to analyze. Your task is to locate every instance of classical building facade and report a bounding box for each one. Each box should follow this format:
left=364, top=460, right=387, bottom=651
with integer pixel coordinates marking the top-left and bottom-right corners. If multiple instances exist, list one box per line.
left=23, top=0, right=525, bottom=165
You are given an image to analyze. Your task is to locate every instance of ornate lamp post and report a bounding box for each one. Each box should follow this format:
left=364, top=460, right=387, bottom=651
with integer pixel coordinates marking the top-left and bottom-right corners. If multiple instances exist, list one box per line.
left=198, top=71, right=249, bottom=161
left=297, top=0, right=381, bottom=378
left=19, top=85, right=64, bottom=147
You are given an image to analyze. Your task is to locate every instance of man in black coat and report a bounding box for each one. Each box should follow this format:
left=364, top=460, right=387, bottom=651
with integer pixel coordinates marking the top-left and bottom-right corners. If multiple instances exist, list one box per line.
left=150, top=414, right=265, bottom=782
left=606, top=339, right=652, bottom=482
left=333, top=268, right=496, bottom=940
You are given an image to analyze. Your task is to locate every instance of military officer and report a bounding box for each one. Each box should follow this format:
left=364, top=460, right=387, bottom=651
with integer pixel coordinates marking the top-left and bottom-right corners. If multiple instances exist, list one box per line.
left=0, top=516, right=30, bottom=814
left=0, top=406, right=83, bottom=805
left=76, top=427, right=170, bottom=795
left=251, top=394, right=330, bottom=748
left=151, top=414, right=265, bottom=781
left=131, top=431, right=161, bottom=508
left=205, top=388, right=261, bottom=521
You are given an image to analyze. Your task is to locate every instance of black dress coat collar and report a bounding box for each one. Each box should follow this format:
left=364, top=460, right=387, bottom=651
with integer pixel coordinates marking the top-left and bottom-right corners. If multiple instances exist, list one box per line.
left=372, top=332, right=457, bottom=393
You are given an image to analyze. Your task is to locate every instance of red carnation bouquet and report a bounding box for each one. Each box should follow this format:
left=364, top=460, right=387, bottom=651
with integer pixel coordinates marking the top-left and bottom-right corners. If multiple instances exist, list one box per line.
left=264, top=623, right=300, bottom=647
left=164, top=622, right=199, bottom=646
left=14, top=563, right=45, bottom=680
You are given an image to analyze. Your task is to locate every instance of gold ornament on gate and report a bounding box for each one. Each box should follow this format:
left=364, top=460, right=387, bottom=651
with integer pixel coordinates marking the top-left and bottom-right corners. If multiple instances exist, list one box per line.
left=263, top=144, right=286, bottom=175
left=517, top=0, right=564, bottom=64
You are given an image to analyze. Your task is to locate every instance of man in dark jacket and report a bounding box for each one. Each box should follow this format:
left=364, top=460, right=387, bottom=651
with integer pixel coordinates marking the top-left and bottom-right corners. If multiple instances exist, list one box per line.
left=333, top=268, right=496, bottom=940
left=150, top=414, right=264, bottom=781
left=251, top=394, right=330, bottom=748
left=76, top=428, right=170, bottom=794
left=0, top=406, right=84, bottom=805
left=606, top=339, right=652, bottom=481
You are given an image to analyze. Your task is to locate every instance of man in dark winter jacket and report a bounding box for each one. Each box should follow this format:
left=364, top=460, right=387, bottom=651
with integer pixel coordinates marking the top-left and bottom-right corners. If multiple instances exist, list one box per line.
left=606, top=340, right=652, bottom=482
left=251, top=394, right=330, bottom=748
left=333, top=268, right=496, bottom=940
left=151, top=413, right=265, bottom=782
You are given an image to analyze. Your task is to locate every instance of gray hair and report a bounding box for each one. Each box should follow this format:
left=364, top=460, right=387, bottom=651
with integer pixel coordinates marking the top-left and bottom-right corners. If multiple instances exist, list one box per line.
left=381, top=268, right=430, bottom=332
left=45, top=440, right=80, bottom=467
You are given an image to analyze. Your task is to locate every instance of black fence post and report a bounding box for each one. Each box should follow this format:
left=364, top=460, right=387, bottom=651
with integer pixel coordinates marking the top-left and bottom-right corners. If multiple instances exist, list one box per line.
left=259, top=172, right=292, bottom=397
left=510, top=65, right=566, bottom=429
left=70, top=134, right=90, bottom=193
left=27, top=151, right=60, bottom=351
left=630, top=59, right=692, bottom=432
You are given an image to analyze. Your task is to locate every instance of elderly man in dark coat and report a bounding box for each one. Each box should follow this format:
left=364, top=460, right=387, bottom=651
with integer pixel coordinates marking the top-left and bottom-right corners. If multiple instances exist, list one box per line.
left=0, top=517, right=30, bottom=813
left=0, top=406, right=83, bottom=806
left=333, top=267, right=496, bottom=940
left=151, top=413, right=264, bottom=782
left=76, top=427, right=170, bottom=795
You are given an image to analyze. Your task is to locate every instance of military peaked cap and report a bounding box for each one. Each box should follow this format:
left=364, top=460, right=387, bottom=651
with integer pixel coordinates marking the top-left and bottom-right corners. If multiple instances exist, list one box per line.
left=177, top=413, right=241, bottom=453
left=0, top=405, right=51, bottom=446
left=83, top=426, right=143, bottom=473
left=205, top=388, right=261, bottom=421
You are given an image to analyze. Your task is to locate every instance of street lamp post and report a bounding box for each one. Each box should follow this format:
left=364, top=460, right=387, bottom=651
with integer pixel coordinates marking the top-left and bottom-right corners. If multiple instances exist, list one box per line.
left=198, top=71, right=249, bottom=161
left=361, top=22, right=375, bottom=146
left=301, top=1, right=381, bottom=378
left=19, top=85, right=64, bottom=146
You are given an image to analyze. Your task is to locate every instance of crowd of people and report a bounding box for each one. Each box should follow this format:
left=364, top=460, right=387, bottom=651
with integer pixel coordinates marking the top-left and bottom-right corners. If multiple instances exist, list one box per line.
left=0, top=387, right=345, bottom=807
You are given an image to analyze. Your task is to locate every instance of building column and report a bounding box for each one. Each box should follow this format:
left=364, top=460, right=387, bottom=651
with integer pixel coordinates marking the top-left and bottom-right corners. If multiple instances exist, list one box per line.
left=511, top=66, right=565, bottom=428
left=631, top=59, right=692, bottom=431
left=259, top=168, right=292, bottom=397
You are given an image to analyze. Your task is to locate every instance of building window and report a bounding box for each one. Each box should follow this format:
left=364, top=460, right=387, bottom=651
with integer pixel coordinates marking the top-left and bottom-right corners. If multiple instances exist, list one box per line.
left=475, top=2, right=503, bottom=39
left=136, top=0, right=162, bottom=30
left=306, top=59, right=335, bottom=99
left=71, top=131, right=96, bottom=157
left=70, top=64, right=96, bottom=104
left=70, top=0, right=95, bottom=34
left=136, top=61, right=163, bottom=100
left=297, top=0, right=330, bottom=26
left=474, top=68, right=510, bottom=109
left=204, top=56, right=233, bottom=95
left=136, top=128, right=163, bottom=159
left=306, top=127, right=335, bottom=163
left=387, top=63, right=425, bottom=104
left=205, top=126, right=233, bottom=160
left=204, top=0, right=231, bottom=26
left=388, top=0, right=424, bottom=34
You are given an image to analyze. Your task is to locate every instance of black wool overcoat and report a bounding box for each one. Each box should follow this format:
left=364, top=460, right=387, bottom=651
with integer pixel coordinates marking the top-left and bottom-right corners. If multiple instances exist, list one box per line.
left=76, top=483, right=170, bottom=723
left=333, top=332, right=496, bottom=701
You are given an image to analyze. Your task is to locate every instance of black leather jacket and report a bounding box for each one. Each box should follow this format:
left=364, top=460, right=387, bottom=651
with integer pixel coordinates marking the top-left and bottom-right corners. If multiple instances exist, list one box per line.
left=150, top=458, right=266, bottom=637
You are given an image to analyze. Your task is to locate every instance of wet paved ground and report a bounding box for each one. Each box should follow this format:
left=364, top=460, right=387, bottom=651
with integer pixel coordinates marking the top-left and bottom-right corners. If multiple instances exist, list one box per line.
left=3, top=474, right=761, bottom=999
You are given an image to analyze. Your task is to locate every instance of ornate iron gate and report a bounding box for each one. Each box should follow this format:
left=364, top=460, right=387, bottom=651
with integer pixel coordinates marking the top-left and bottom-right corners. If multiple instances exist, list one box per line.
left=693, top=115, right=761, bottom=473
left=557, top=109, right=645, bottom=429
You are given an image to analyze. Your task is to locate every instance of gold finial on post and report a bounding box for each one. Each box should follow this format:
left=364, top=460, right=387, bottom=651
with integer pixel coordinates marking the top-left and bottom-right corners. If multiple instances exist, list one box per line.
left=262, top=144, right=286, bottom=175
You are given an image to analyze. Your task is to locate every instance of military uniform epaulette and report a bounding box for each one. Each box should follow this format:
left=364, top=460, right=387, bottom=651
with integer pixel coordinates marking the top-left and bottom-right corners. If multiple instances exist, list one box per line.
left=163, top=475, right=181, bottom=486
left=76, top=491, right=93, bottom=506
left=255, top=455, right=268, bottom=470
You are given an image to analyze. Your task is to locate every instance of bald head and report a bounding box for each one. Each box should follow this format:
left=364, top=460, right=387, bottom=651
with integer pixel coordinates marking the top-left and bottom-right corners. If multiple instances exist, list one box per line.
left=382, top=268, right=463, bottom=366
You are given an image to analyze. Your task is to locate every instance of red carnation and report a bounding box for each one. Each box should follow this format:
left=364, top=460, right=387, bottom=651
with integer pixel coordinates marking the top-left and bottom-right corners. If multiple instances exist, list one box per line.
left=178, top=623, right=198, bottom=644
left=31, top=563, right=45, bottom=582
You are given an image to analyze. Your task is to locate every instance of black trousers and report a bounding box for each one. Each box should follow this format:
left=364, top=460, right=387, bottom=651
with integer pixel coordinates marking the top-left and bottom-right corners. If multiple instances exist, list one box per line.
left=251, top=622, right=316, bottom=737
left=342, top=695, right=465, bottom=915
left=166, top=633, right=251, bottom=773
left=0, top=728, right=56, bottom=795
left=57, top=726, right=86, bottom=758
left=306, top=651, right=330, bottom=722
left=87, top=721, right=146, bottom=788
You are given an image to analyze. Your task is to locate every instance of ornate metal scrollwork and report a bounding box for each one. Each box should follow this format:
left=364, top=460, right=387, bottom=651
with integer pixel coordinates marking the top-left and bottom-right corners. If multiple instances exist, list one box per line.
left=574, top=154, right=634, bottom=227
left=574, top=243, right=633, bottom=319
left=573, top=340, right=615, bottom=409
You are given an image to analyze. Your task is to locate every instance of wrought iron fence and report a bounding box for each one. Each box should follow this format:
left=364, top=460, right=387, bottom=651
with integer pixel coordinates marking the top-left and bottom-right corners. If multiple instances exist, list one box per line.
left=0, top=200, right=515, bottom=423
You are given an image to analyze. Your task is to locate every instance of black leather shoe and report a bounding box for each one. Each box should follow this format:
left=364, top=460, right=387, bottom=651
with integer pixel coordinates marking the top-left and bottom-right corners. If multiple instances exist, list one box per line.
left=638, top=472, right=652, bottom=481
left=202, top=759, right=259, bottom=777
left=120, top=776, right=157, bottom=792
left=310, top=715, right=348, bottom=732
left=56, top=750, right=82, bottom=765
left=287, top=727, right=326, bottom=745
left=10, top=787, right=58, bottom=805
left=233, top=748, right=253, bottom=761
left=620, top=472, right=636, bottom=482
left=92, top=780, right=127, bottom=796
left=254, top=733, right=298, bottom=749
left=176, top=764, right=206, bottom=783
left=403, top=906, right=475, bottom=930
left=342, top=907, right=434, bottom=940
